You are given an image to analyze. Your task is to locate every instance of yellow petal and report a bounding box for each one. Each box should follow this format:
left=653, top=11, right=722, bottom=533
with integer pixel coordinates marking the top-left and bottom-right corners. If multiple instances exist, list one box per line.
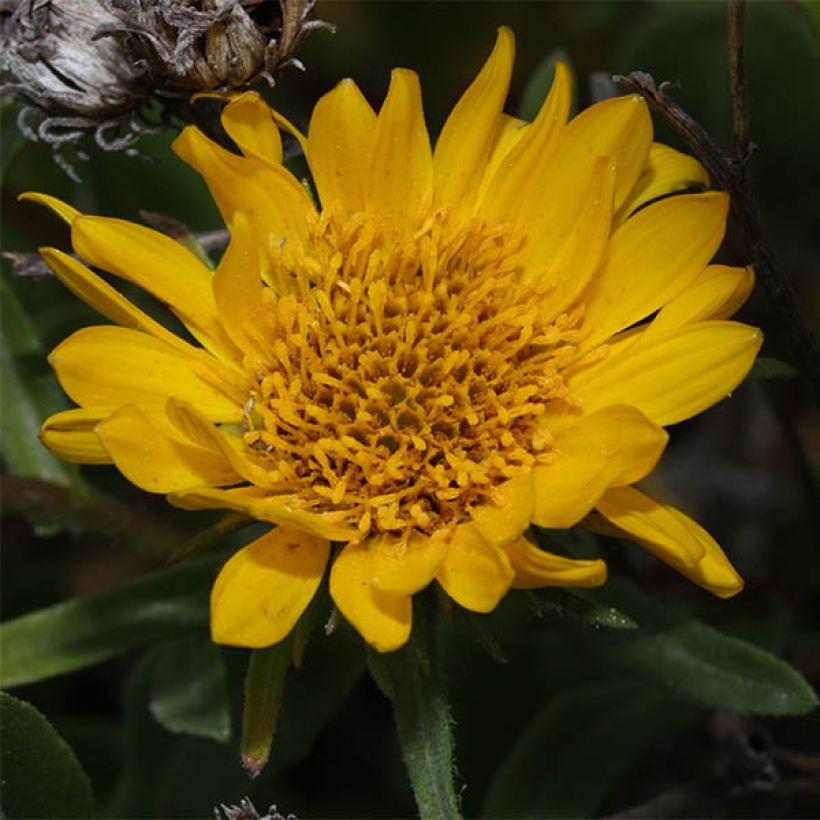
left=366, top=69, right=433, bottom=225
left=211, top=527, right=330, bottom=648
left=496, top=93, right=651, bottom=280
left=369, top=529, right=451, bottom=595
left=211, top=210, right=275, bottom=359
left=593, top=486, right=744, bottom=598
left=569, top=320, right=763, bottom=426
left=40, top=407, right=111, bottom=464
left=503, top=537, right=607, bottom=589
left=436, top=523, right=514, bottom=613
left=616, top=142, right=710, bottom=223
left=308, top=78, right=377, bottom=213
left=476, top=114, right=529, bottom=205
left=577, top=191, right=729, bottom=353
left=70, top=214, right=237, bottom=358
left=168, top=486, right=359, bottom=542
left=173, top=126, right=315, bottom=249
left=219, top=92, right=283, bottom=164
left=532, top=405, right=668, bottom=528
left=97, top=404, right=239, bottom=493
left=537, top=156, right=616, bottom=315
left=470, top=470, right=534, bottom=549
left=330, top=540, right=412, bottom=652
left=38, top=248, right=195, bottom=356
left=480, top=60, right=572, bottom=225
left=433, top=27, right=515, bottom=217
left=644, top=264, right=755, bottom=340
left=18, top=191, right=79, bottom=224
left=165, top=397, right=279, bottom=489
left=48, top=326, right=240, bottom=419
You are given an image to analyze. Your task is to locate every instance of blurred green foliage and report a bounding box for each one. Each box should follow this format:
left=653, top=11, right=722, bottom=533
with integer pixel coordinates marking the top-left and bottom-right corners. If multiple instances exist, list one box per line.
left=2, top=2, right=819, bottom=818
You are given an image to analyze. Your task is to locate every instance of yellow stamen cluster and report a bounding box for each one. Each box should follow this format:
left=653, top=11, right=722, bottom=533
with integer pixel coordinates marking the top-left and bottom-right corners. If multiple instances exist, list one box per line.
left=242, top=211, right=581, bottom=537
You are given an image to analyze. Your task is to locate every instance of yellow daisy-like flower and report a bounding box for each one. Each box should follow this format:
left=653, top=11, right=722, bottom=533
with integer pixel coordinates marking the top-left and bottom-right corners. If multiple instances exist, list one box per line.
left=29, top=28, right=762, bottom=653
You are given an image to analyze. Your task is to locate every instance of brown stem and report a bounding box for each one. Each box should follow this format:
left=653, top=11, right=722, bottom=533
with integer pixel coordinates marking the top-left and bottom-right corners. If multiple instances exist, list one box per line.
left=612, top=66, right=820, bottom=408
left=728, top=0, right=750, bottom=162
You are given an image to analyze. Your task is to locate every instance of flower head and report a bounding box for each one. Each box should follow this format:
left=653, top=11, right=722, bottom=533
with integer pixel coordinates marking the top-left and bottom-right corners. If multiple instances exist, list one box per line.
left=29, top=28, right=762, bottom=652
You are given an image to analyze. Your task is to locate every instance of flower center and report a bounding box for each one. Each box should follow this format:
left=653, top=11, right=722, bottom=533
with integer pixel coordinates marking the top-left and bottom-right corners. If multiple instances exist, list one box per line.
left=242, top=211, right=580, bottom=538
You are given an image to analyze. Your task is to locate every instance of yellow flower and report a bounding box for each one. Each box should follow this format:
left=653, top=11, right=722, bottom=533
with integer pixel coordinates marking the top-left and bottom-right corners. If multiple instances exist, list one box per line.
left=29, top=28, right=762, bottom=653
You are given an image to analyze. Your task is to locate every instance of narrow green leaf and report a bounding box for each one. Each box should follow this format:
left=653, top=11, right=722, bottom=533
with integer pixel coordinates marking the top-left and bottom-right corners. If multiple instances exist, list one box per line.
left=0, top=276, right=85, bottom=494
left=0, top=692, right=95, bottom=819
left=368, top=609, right=461, bottom=820
left=529, top=588, right=638, bottom=631
left=241, top=640, right=292, bottom=777
left=586, top=580, right=819, bottom=716
left=0, top=551, right=226, bottom=688
left=749, top=355, right=798, bottom=381
left=149, top=636, right=231, bottom=742
left=517, top=49, right=576, bottom=122
left=483, top=680, right=694, bottom=819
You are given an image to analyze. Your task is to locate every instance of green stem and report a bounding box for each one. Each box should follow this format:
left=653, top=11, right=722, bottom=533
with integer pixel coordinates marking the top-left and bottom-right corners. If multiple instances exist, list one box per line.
left=240, top=640, right=291, bottom=777
left=368, top=609, right=461, bottom=820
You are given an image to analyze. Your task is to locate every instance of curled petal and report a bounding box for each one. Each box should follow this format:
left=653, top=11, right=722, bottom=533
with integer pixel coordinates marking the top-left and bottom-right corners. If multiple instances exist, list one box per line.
left=40, top=407, right=111, bottom=464
left=168, top=486, right=359, bottom=542
left=503, top=537, right=607, bottom=589
left=433, top=26, right=515, bottom=217
left=593, top=486, right=744, bottom=598
left=616, top=142, right=710, bottom=223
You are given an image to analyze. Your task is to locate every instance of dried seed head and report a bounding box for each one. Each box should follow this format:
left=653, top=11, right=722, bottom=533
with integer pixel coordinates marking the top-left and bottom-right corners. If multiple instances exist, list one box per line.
left=0, top=0, right=331, bottom=176
left=0, top=0, right=149, bottom=119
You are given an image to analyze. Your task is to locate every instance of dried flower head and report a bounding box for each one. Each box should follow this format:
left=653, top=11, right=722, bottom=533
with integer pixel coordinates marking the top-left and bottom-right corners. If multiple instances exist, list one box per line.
left=0, top=0, right=330, bottom=176
left=27, top=28, right=762, bottom=653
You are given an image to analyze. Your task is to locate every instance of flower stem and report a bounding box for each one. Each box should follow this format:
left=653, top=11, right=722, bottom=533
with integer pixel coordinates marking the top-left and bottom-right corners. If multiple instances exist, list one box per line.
left=368, top=607, right=461, bottom=820
left=240, top=640, right=292, bottom=778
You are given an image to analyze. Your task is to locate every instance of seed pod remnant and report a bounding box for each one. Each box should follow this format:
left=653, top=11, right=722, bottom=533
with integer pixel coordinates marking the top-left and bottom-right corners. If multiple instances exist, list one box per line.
left=0, top=0, right=331, bottom=177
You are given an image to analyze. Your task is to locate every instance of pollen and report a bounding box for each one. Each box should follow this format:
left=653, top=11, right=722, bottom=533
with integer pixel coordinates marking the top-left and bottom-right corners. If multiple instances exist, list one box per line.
left=241, top=210, right=580, bottom=538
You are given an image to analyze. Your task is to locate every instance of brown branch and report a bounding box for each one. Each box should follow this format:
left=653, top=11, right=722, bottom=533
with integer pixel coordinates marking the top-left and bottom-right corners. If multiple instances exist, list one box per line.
left=728, top=0, right=751, bottom=162
left=613, top=61, right=820, bottom=408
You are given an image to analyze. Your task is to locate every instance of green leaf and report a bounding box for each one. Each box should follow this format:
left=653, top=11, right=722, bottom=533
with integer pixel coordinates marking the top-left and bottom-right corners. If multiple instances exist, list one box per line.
left=796, top=0, right=820, bottom=37
left=0, top=551, right=226, bottom=688
left=529, top=588, right=638, bottom=631
left=2, top=474, right=183, bottom=557
left=368, top=604, right=461, bottom=820
left=0, top=275, right=85, bottom=495
left=105, top=653, right=180, bottom=818
left=240, top=640, right=292, bottom=776
left=0, top=692, right=95, bottom=819
left=748, top=355, right=798, bottom=381
left=149, top=636, right=231, bottom=743
left=585, top=580, right=819, bottom=716
left=517, top=49, right=576, bottom=122
left=483, top=679, right=694, bottom=818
